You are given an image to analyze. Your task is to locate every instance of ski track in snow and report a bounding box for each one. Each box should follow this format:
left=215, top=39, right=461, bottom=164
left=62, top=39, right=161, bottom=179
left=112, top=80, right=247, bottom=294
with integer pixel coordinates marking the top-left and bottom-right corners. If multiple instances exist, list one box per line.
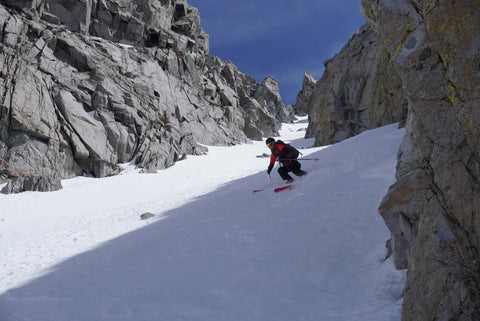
left=0, top=117, right=407, bottom=321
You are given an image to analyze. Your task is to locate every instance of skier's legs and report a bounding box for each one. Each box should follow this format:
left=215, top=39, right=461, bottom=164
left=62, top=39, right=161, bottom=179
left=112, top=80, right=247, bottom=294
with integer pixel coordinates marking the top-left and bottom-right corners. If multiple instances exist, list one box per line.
left=278, top=166, right=294, bottom=182
left=290, top=161, right=308, bottom=177
left=293, top=169, right=308, bottom=176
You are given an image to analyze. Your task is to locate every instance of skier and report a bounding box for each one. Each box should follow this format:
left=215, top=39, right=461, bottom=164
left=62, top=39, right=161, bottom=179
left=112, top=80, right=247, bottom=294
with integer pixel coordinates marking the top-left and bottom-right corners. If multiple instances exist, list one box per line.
left=266, top=137, right=307, bottom=183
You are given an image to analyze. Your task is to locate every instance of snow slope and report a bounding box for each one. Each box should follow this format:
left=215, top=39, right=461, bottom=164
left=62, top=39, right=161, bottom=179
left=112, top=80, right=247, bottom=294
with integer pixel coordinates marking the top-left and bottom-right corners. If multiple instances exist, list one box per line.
left=0, top=118, right=406, bottom=321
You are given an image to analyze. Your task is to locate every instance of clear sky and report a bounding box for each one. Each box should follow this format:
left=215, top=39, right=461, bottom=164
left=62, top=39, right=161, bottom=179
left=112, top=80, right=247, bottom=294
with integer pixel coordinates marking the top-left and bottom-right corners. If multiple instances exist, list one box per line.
left=188, top=0, right=367, bottom=105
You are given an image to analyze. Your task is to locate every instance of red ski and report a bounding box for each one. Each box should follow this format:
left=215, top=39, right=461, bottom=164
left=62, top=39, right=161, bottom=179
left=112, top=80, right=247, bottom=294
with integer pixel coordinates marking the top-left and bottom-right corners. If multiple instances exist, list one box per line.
left=274, top=184, right=294, bottom=193
left=253, top=184, right=294, bottom=194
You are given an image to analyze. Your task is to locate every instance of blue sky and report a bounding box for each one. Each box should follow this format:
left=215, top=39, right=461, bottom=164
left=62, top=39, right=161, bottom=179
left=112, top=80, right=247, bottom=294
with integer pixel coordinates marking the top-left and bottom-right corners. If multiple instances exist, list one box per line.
left=188, top=0, right=366, bottom=105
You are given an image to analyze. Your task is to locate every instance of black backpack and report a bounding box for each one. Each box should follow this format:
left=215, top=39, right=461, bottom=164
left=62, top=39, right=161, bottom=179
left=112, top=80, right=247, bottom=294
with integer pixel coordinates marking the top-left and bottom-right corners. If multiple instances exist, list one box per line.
left=276, top=140, right=300, bottom=160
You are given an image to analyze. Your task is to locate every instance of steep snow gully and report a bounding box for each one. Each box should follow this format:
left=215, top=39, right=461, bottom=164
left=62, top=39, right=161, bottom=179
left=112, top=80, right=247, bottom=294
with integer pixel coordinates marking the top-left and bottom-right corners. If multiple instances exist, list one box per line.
left=0, top=118, right=406, bottom=321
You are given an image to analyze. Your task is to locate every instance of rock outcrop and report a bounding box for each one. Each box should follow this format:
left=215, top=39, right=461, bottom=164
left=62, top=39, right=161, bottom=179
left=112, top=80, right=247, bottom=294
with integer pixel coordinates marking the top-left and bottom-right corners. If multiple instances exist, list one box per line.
left=0, top=0, right=294, bottom=193
left=305, top=23, right=407, bottom=146
left=360, top=0, right=480, bottom=320
left=293, top=72, right=316, bottom=116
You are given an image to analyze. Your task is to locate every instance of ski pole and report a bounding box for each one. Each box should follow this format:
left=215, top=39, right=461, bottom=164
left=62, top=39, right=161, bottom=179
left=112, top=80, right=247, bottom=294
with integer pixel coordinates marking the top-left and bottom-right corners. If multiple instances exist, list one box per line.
left=280, top=157, right=319, bottom=162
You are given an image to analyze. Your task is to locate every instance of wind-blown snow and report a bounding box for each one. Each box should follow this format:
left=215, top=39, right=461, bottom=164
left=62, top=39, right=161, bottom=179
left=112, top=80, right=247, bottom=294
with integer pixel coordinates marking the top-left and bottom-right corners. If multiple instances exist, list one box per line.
left=0, top=117, right=406, bottom=321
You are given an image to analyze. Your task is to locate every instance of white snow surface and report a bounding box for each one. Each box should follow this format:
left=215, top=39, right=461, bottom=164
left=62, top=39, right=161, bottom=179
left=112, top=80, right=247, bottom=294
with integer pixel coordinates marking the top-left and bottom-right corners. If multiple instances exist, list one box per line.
left=0, top=117, right=406, bottom=321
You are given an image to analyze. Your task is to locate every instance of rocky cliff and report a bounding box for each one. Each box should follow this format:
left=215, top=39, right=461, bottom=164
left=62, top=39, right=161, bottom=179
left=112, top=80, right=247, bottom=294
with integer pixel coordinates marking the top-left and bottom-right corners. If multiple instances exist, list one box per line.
left=301, top=0, right=480, bottom=319
left=0, top=0, right=293, bottom=193
left=303, top=23, right=407, bottom=146
left=360, top=0, right=480, bottom=320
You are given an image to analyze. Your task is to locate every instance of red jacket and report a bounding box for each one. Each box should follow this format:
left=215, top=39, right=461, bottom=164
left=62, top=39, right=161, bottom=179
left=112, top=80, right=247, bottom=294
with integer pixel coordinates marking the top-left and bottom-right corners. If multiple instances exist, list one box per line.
left=270, top=143, right=288, bottom=165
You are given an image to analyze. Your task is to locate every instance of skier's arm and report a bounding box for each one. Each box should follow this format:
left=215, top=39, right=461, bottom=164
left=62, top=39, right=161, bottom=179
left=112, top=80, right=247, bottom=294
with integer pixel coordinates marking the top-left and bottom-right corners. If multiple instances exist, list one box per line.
left=267, top=163, right=274, bottom=174
left=267, top=154, right=276, bottom=174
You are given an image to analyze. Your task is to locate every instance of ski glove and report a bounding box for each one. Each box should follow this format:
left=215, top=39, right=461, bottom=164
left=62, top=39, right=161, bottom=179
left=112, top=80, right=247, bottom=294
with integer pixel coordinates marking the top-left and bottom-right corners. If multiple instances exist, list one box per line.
left=267, top=163, right=274, bottom=175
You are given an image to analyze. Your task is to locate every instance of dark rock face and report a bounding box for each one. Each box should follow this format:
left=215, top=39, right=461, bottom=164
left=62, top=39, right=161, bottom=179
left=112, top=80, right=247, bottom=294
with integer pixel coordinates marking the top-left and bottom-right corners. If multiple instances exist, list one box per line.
left=1, top=176, right=62, bottom=194
left=305, top=23, right=407, bottom=146
left=0, top=0, right=294, bottom=193
left=361, top=0, right=480, bottom=319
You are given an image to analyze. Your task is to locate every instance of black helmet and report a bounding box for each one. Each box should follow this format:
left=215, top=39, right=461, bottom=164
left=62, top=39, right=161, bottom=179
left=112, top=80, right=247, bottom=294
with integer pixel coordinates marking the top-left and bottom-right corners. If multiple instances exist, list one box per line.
left=265, top=137, right=275, bottom=145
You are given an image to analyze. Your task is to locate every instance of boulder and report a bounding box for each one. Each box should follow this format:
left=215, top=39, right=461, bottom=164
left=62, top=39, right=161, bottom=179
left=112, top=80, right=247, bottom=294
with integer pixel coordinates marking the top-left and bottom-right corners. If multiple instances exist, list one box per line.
left=1, top=176, right=62, bottom=194
left=140, top=212, right=155, bottom=220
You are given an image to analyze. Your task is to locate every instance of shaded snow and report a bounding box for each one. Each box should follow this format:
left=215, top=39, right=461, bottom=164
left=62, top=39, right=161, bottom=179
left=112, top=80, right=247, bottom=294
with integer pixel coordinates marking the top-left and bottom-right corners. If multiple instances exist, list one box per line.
left=0, top=117, right=406, bottom=321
